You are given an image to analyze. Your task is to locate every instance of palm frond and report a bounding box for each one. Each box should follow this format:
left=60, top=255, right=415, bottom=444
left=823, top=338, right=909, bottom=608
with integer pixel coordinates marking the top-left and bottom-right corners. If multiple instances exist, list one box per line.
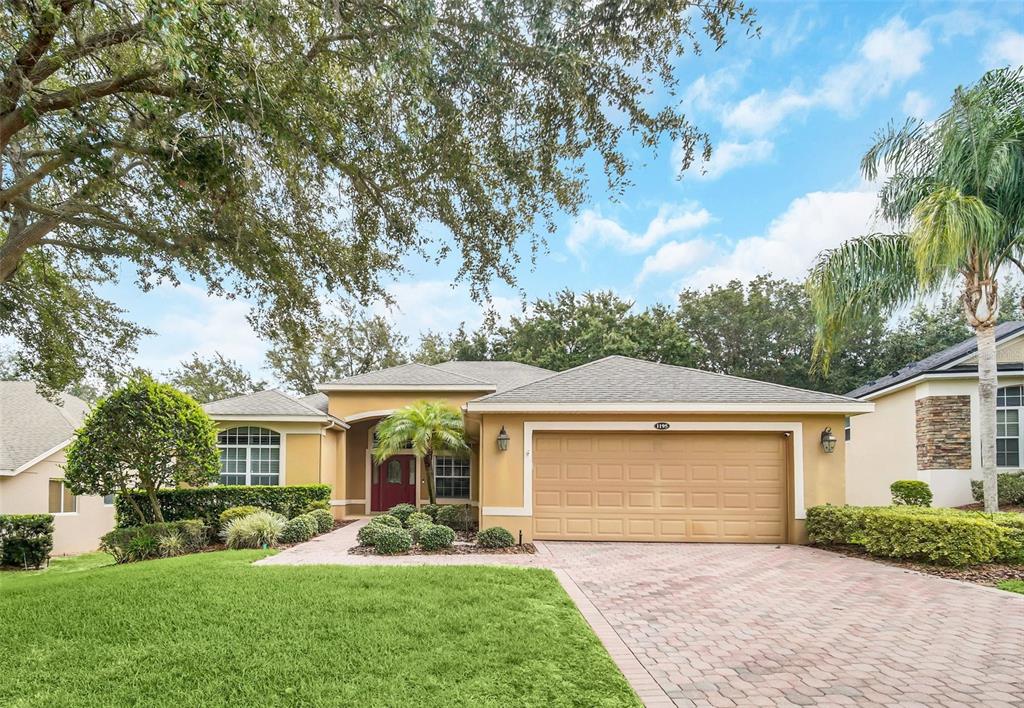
left=371, top=400, right=467, bottom=462
left=911, top=187, right=1003, bottom=284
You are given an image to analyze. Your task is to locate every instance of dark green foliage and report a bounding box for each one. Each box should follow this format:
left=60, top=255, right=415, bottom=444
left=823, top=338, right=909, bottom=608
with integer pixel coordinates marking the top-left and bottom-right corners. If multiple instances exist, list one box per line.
left=356, top=523, right=384, bottom=547
left=421, top=504, right=441, bottom=521
left=477, top=527, right=516, bottom=549
left=890, top=480, right=933, bottom=507
left=101, top=520, right=208, bottom=564
left=162, top=353, right=267, bottom=403
left=302, top=500, right=331, bottom=514
left=0, top=514, right=54, bottom=569
left=406, top=512, right=433, bottom=529
left=369, top=514, right=402, bottom=528
left=418, top=524, right=455, bottom=551
left=972, top=472, right=1024, bottom=506
left=436, top=504, right=476, bottom=533
left=374, top=527, right=413, bottom=555
left=114, top=484, right=331, bottom=527
left=218, top=506, right=261, bottom=530
left=805, top=505, right=867, bottom=545
left=279, top=515, right=318, bottom=544
left=309, top=509, right=335, bottom=534
left=387, top=504, right=417, bottom=525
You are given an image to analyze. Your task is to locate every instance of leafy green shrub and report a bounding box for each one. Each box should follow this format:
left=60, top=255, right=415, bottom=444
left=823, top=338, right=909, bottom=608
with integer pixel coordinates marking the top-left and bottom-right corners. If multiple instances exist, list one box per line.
left=280, top=514, right=318, bottom=544
left=369, top=514, right=402, bottom=528
left=114, top=484, right=331, bottom=527
left=387, top=503, right=417, bottom=525
left=158, top=531, right=186, bottom=558
left=972, top=471, right=1024, bottom=506
left=477, top=526, right=515, bottom=548
left=302, top=499, right=331, bottom=513
left=218, top=506, right=261, bottom=531
left=100, top=520, right=208, bottom=563
left=890, top=480, right=933, bottom=507
left=357, top=523, right=383, bottom=547
left=861, top=509, right=1001, bottom=566
left=436, top=504, right=475, bottom=532
left=309, top=508, right=334, bottom=534
left=406, top=511, right=432, bottom=529
left=421, top=503, right=440, bottom=521
left=0, top=514, right=54, bottom=569
left=984, top=512, right=1024, bottom=563
left=374, top=526, right=412, bottom=555
left=418, top=524, right=455, bottom=551
left=224, top=510, right=285, bottom=549
left=805, top=505, right=866, bottom=544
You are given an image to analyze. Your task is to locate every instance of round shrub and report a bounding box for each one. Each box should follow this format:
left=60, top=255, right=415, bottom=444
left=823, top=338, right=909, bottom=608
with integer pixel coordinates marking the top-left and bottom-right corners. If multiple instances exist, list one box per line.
left=421, top=503, right=440, bottom=521
left=224, top=510, right=286, bottom=549
left=279, top=514, right=318, bottom=544
left=302, top=499, right=331, bottom=513
left=406, top=511, right=432, bottom=528
left=477, top=526, right=515, bottom=548
left=218, top=506, right=261, bottom=533
left=374, top=526, right=412, bottom=555
left=387, top=503, right=417, bottom=525
left=369, top=513, right=402, bottom=528
left=356, top=523, right=383, bottom=547
left=309, top=508, right=334, bottom=534
left=890, top=480, right=933, bottom=507
left=417, top=523, right=455, bottom=551
left=436, top=504, right=474, bottom=531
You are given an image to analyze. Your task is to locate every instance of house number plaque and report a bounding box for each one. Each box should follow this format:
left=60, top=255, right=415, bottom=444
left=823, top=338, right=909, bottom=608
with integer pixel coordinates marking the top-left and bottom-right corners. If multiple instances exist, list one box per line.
left=654, top=422, right=670, bottom=430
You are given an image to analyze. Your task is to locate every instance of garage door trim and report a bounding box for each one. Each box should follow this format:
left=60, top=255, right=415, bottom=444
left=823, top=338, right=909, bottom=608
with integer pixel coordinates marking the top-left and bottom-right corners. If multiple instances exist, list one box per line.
left=481, top=421, right=804, bottom=519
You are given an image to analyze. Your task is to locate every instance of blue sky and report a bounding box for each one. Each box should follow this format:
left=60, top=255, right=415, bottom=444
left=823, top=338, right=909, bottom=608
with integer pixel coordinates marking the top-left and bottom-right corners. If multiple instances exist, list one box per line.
left=105, top=1, right=1024, bottom=380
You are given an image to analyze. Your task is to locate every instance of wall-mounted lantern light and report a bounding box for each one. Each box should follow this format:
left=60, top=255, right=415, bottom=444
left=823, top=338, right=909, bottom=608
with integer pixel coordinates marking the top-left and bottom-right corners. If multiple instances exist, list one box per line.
left=820, top=427, right=837, bottom=453
left=497, top=425, right=510, bottom=452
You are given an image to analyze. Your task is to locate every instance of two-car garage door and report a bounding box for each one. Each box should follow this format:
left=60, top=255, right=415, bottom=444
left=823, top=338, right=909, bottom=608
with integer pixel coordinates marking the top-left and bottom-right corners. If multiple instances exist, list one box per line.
left=532, top=431, right=788, bottom=543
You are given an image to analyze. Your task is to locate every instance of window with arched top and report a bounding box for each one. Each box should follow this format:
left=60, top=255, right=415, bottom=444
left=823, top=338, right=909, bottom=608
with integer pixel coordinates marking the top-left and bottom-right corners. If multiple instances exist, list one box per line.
left=217, top=427, right=281, bottom=485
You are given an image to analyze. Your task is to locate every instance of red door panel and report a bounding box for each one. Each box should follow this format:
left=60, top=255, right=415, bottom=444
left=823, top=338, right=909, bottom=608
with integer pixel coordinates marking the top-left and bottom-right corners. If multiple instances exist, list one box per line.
left=371, top=456, right=416, bottom=511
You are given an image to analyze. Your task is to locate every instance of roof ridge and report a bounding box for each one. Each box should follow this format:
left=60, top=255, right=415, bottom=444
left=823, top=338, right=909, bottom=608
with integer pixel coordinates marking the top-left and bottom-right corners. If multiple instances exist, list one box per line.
left=469, top=356, right=617, bottom=402
left=439, top=359, right=553, bottom=373
left=268, top=389, right=329, bottom=417
left=419, top=362, right=493, bottom=385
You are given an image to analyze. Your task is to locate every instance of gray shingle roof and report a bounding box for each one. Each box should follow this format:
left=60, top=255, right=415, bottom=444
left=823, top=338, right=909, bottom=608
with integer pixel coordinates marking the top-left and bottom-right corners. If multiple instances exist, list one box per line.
left=298, top=392, right=328, bottom=412
left=847, top=321, right=1024, bottom=398
left=432, top=361, right=553, bottom=392
left=203, top=389, right=329, bottom=418
left=469, top=356, right=858, bottom=406
left=321, top=362, right=493, bottom=388
left=0, top=381, right=89, bottom=473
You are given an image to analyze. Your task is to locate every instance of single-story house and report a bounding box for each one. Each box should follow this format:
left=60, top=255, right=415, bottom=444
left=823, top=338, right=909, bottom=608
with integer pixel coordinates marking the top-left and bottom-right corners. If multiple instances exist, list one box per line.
left=0, top=382, right=115, bottom=555
left=846, top=321, right=1024, bottom=507
left=204, top=356, right=872, bottom=543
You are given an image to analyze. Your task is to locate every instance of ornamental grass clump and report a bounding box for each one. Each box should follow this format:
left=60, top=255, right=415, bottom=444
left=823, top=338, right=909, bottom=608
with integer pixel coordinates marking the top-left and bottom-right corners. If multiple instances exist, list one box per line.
left=218, top=506, right=261, bottom=532
left=224, top=510, right=285, bottom=549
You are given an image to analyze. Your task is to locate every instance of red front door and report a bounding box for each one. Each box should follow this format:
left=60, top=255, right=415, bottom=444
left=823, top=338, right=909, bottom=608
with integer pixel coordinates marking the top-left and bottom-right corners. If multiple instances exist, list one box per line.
left=371, top=456, right=416, bottom=511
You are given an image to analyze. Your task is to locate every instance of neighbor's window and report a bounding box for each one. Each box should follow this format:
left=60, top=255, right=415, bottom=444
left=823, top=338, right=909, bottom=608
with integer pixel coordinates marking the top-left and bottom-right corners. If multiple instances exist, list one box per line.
left=434, top=456, right=470, bottom=499
left=48, top=480, right=77, bottom=514
left=217, top=427, right=281, bottom=485
left=997, top=386, right=1021, bottom=467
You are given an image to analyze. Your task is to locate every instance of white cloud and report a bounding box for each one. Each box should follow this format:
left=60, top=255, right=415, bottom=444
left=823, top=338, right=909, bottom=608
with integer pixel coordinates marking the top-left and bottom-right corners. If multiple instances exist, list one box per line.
left=902, top=90, right=933, bottom=119
left=690, top=139, right=774, bottom=180
left=635, top=239, right=716, bottom=284
left=723, top=18, right=932, bottom=135
left=567, top=203, right=712, bottom=254
left=682, top=65, right=746, bottom=113
left=684, top=188, right=883, bottom=289
left=984, top=31, right=1024, bottom=68
left=371, top=280, right=520, bottom=335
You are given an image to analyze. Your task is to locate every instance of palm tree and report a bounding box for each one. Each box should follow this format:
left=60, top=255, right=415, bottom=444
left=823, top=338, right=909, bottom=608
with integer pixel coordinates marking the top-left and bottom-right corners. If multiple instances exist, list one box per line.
left=373, top=400, right=468, bottom=505
left=807, top=67, right=1024, bottom=513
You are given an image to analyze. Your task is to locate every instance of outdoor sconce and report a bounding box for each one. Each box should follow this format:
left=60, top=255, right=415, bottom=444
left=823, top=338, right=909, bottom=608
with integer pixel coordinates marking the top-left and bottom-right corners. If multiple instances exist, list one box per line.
left=820, top=427, right=837, bottom=454
left=496, top=426, right=510, bottom=452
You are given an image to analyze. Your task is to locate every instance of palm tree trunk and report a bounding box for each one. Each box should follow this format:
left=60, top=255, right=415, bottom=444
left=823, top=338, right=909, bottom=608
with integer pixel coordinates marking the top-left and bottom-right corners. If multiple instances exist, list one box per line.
left=976, top=323, right=999, bottom=513
left=424, top=453, right=437, bottom=505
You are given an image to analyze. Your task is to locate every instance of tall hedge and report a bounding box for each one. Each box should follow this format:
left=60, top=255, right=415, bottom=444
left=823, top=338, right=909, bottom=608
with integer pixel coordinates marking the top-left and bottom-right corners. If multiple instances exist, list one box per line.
left=0, top=514, right=54, bottom=569
left=114, top=485, right=331, bottom=527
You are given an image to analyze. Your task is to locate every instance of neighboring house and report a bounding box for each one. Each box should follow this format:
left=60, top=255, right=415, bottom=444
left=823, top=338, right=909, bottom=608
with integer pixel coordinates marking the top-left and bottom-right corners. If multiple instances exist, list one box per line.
left=846, top=321, right=1024, bottom=508
left=0, top=382, right=115, bottom=555
left=204, top=356, right=870, bottom=543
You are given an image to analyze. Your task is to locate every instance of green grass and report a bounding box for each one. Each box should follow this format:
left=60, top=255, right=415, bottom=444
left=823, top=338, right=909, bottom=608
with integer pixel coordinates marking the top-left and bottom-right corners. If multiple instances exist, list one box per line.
left=997, top=579, right=1024, bottom=594
left=1, top=551, right=114, bottom=578
left=0, top=551, right=639, bottom=707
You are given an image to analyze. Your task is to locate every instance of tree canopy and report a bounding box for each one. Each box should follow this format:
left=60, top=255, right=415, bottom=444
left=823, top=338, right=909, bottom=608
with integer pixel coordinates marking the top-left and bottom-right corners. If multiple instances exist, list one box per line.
left=162, top=352, right=266, bottom=403
left=0, top=0, right=757, bottom=394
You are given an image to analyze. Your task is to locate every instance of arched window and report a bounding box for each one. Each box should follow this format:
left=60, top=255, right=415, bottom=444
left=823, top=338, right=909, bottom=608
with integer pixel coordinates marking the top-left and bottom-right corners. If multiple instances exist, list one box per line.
left=996, top=386, right=1022, bottom=468
left=217, top=427, right=281, bottom=485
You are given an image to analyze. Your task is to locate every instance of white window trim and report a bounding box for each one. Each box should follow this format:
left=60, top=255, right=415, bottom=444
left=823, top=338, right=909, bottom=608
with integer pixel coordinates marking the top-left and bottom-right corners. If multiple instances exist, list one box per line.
left=433, top=454, right=472, bottom=501
left=217, top=427, right=287, bottom=486
left=481, top=421, right=805, bottom=519
left=49, top=479, right=79, bottom=515
left=996, top=386, right=1021, bottom=468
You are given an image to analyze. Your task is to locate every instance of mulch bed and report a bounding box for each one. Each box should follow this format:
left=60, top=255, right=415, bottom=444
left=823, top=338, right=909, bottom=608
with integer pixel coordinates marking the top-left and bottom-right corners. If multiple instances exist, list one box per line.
left=350, top=543, right=537, bottom=557
left=813, top=544, right=1024, bottom=587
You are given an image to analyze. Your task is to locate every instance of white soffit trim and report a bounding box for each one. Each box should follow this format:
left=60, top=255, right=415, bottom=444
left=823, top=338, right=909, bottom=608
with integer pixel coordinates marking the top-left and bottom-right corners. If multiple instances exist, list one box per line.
left=858, top=370, right=1024, bottom=400
left=5, top=439, right=72, bottom=476
left=318, top=384, right=496, bottom=392
left=481, top=421, right=807, bottom=520
left=330, top=499, right=366, bottom=506
left=342, top=409, right=396, bottom=423
left=210, top=414, right=328, bottom=423
left=466, top=401, right=872, bottom=414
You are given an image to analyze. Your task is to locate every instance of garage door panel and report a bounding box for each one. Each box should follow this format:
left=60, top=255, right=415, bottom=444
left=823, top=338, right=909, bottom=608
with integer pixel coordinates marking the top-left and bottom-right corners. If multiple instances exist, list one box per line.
left=533, top=431, right=787, bottom=543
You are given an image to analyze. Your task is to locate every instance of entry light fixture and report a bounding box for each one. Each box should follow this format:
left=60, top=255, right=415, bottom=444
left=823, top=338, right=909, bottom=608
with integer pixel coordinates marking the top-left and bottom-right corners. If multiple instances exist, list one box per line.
left=497, top=425, right=510, bottom=452
left=820, top=427, right=837, bottom=454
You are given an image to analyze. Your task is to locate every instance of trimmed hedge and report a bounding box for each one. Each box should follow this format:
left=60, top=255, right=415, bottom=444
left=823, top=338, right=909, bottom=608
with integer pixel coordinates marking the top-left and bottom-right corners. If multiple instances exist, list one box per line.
left=280, top=514, right=318, bottom=544
left=369, top=514, right=402, bottom=528
left=115, top=484, right=331, bottom=527
left=418, top=524, right=455, bottom=551
left=477, top=526, right=515, bottom=549
left=0, top=514, right=54, bottom=569
left=890, top=480, right=932, bottom=507
left=374, top=526, right=412, bottom=555
left=101, top=520, right=207, bottom=563
left=972, top=471, right=1024, bottom=506
left=387, top=503, right=417, bottom=525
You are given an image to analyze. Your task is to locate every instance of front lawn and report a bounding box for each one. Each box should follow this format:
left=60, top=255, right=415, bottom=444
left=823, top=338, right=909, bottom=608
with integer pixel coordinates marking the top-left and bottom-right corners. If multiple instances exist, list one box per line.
left=0, top=551, right=639, bottom=707
left=997, top=579, right=1024, bottom=594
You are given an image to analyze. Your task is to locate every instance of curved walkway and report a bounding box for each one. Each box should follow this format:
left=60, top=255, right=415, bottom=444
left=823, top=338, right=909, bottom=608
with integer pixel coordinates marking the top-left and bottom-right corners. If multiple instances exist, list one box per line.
left=260, top=521, right=1024, bottom=707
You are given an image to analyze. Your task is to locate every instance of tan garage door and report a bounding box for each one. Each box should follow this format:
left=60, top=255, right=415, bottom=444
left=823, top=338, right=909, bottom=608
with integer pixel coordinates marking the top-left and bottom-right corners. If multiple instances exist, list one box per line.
left=533, top=431, right=788, bottom=542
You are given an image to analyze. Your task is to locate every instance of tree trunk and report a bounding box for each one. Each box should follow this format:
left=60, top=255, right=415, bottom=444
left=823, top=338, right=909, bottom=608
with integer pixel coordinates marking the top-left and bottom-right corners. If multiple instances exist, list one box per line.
left=143, top=482, right=164, bottom=523
left=424, top=453, right=437, bottom=505
left=122, top=486, right=148, bottom=526
left=976, top=323, right=999, bottom=513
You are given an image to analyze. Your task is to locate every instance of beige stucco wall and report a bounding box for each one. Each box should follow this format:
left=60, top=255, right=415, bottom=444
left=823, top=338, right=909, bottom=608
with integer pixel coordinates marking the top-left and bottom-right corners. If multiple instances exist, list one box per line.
left=474, top=412, right=847, bottom=544
left=0, top=448, right=115, bottom=555
left=845, top=387, right=918, bottom=506
left=214, top=420, right=327, bottom=488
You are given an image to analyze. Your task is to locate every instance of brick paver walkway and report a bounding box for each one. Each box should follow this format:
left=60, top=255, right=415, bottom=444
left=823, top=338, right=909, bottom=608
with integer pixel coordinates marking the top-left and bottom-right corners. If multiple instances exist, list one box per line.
left=259, top=522, right=1024, bottom=707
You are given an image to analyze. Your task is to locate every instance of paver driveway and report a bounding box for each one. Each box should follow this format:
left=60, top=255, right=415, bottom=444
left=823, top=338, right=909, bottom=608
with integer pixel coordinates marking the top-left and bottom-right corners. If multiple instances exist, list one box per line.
left=545, top=542, right=1024, bottom=707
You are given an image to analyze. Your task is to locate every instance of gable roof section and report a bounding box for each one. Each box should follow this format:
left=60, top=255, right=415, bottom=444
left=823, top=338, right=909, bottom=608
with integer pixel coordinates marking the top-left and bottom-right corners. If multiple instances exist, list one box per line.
left=466, top=356, right=869, bottom=413
left=432, top=361, right=553, bottom=392
left=203, top=389, right=338, bottom=423
left=0, top=381, right=89, bottom=474
left=847, top=321, right=1024, bottom=399
left=319, top=362, right=497, bottom=391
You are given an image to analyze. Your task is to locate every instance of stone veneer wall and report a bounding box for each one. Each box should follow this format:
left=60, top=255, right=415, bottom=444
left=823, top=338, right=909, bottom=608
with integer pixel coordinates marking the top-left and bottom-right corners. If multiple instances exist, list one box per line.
left=915, top=395, right=972, bottom=470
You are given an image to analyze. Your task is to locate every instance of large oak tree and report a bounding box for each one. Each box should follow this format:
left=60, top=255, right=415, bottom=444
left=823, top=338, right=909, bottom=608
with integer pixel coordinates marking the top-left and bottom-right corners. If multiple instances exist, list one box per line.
left=0, top=0, right=757, bottom=393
